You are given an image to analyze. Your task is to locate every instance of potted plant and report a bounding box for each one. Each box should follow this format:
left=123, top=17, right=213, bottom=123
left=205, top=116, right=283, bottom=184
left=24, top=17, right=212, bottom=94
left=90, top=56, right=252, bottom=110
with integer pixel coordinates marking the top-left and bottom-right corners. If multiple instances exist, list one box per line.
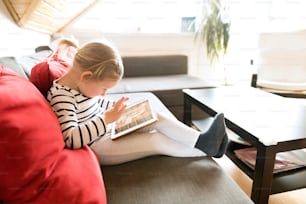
left=195, top=0, right=231, bottom=84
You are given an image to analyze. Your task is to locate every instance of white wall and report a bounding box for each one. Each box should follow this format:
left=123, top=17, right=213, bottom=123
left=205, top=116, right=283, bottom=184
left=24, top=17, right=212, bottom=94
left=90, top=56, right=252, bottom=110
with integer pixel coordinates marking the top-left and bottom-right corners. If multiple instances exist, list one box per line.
left=0, top=1, right=50, bottom=57
left=60, top=28, right=306, bottom=86
left=60, top=28, right=258, bottom=86
left=60, top=0, right=306, bottom=86
left=255, top=31, right=306, bottom=84
left=54, top=30, right=217, bottom=82
left=1, top=0, right=306, bottom=86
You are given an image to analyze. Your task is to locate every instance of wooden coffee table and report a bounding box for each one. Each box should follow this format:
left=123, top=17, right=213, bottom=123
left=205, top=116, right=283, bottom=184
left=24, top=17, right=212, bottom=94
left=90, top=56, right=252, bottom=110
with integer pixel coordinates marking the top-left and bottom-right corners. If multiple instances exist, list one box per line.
left=183, top=86, right=306, bottom=204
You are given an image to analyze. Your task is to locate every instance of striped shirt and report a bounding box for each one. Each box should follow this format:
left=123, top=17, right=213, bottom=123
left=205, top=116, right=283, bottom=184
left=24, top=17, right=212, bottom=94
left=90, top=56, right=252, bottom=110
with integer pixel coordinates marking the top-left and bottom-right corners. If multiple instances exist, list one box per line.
left=47, top=80, right=114, bottom=149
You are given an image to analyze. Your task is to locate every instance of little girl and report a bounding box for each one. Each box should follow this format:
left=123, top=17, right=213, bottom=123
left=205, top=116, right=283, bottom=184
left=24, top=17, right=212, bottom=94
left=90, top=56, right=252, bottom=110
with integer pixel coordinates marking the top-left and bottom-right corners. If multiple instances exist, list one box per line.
left=47, top=40, right=228, bottom=165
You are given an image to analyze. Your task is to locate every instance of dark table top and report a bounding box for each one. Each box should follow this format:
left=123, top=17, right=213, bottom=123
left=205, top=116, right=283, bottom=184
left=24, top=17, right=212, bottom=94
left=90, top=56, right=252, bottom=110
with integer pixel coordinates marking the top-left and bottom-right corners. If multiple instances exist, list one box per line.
left=184, top=87, right=306, bottom=145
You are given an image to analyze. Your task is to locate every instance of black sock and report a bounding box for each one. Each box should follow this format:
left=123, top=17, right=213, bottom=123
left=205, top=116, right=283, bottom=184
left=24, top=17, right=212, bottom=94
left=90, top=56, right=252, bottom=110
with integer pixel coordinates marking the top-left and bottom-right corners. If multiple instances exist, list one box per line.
left=194, top=113, right=227, bottom=157
left=214, top=133, right=229, bottom=158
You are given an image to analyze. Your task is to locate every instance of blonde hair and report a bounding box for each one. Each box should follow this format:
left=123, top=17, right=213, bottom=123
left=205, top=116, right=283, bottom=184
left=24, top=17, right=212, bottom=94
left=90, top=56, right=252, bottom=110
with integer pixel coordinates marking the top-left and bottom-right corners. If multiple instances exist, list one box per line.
left=57, top=39, right=79, bottom=49
left=49, top=38, right=78, bottom=61
left=73, top=41, right=124, bottom=81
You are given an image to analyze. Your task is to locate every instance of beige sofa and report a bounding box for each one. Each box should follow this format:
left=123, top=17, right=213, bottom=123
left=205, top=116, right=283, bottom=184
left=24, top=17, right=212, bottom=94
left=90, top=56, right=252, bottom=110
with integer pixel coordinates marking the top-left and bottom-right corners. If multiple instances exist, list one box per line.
left=0, top=49, right=253, bottom=204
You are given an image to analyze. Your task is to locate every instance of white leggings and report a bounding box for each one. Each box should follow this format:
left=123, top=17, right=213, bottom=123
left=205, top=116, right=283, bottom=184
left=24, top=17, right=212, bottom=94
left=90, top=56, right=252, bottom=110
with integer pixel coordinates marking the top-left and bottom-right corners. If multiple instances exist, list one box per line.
left=90, top=113, right=206, bottom=165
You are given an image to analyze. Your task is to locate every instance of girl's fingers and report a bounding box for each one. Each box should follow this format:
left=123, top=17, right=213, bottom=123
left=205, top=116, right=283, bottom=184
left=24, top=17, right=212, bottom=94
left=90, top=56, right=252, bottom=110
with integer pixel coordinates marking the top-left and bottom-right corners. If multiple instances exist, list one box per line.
left=114, top=97, right=129, bottom=111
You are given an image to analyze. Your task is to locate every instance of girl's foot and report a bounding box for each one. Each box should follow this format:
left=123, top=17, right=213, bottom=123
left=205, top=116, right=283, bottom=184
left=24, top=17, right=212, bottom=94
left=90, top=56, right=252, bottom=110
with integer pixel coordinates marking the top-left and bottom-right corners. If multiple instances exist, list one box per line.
left=194, top=113, right=228, bottom=157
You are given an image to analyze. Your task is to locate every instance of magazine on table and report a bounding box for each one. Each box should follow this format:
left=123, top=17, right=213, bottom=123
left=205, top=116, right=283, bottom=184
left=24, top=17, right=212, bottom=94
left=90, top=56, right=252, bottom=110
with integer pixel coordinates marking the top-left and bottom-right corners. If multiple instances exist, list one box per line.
left=234, top=147, right=306, bottom=174
left=110, top=99, right=158, bottom=140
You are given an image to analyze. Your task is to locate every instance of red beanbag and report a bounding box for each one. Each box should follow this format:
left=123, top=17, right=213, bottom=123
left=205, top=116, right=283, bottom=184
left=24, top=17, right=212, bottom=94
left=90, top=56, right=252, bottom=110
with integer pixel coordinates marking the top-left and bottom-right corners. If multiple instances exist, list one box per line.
left=0, top=65, right=106, bottom=204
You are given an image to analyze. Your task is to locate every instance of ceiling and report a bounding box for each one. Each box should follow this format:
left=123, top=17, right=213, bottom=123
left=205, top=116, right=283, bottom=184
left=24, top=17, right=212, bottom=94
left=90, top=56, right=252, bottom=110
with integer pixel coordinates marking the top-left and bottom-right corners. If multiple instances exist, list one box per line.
left=3, top=0, right=96, bottom=35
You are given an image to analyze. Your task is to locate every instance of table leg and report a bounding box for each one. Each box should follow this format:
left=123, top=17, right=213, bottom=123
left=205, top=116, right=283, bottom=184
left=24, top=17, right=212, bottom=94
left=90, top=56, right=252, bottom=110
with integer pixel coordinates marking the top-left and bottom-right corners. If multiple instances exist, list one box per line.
left=251, top=145, right=276, bottom=204
left=183, top=94, right=192, bottom=125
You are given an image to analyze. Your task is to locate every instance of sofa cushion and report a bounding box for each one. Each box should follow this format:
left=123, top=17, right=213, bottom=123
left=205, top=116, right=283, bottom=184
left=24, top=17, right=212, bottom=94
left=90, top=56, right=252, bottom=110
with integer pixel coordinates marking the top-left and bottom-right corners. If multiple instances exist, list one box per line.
left=29, top=47, right=76, bottom=97
left=18, top=50, right=52, bottom=78
left=29, top=60, right=69, bottom=97
left=109, top=74, right=214, bottom=93
left=0, top=65, right=106, bottom=204
left=108, top=75, right=215, bottom=121
left=102, top=156, right=254, bottom=204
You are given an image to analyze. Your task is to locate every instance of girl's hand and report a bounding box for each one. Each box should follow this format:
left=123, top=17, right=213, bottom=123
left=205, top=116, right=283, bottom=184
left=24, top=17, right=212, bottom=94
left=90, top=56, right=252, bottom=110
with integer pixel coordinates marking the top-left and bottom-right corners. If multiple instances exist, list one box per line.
left=104, top=97, right=129, bottom=124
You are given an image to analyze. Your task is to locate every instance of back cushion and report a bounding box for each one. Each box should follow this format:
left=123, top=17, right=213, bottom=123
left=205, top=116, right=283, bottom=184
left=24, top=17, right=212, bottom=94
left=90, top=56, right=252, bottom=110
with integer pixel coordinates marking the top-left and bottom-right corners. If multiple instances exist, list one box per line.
left=0, top=56, right=28, bottom=78
left=0, top=65, right=106, bottom=204
left=122, top=55, right=188, bottom=77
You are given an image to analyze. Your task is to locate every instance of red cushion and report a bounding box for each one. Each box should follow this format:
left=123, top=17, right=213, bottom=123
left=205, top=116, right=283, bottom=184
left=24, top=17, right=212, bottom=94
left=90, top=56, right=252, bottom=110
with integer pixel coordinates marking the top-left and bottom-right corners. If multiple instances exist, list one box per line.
left=0, top=65, right=106, bottom=204
left=29, top=46, right=76, bottom=97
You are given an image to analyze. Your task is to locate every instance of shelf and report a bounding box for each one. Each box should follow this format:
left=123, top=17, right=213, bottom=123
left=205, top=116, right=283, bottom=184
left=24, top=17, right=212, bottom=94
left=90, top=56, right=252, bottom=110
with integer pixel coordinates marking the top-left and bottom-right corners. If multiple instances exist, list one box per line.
left=226, top=142, right=255, bottom=178
left=227, top=141, right=306, bottom=194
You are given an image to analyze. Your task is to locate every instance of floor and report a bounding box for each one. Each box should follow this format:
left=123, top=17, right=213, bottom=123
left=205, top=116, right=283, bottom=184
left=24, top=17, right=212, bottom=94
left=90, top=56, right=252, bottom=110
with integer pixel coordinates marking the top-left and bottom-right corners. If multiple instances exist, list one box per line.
left=213, top=155, right=306, bottom=204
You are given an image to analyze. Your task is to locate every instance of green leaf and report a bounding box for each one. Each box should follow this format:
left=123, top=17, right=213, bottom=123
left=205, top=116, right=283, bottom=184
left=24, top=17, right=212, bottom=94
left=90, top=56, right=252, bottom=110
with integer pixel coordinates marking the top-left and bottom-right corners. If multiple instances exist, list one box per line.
left=195, top=0, right=230, bottom=65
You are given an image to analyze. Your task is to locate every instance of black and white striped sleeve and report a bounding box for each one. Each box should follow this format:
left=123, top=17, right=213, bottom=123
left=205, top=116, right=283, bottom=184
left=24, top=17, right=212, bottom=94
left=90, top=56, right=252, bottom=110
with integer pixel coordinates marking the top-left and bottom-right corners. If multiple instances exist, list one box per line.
left=99, top=98, right=115, bottom=111
left=49, top=92, right=107, bottom=149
